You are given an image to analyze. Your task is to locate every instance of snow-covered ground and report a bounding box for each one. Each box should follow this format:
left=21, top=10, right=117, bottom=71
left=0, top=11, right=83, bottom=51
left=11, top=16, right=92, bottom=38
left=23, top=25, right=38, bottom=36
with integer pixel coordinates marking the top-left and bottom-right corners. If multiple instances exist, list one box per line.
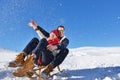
left=1, top=47, right=120, bottom=80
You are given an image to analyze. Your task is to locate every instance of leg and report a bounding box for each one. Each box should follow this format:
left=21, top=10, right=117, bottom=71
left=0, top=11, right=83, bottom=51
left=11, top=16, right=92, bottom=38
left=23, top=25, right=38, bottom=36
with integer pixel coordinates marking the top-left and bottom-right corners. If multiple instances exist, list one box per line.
left=8, top=37, right=39, bottom=67
left=23, top=37, right=39, bottom=55
left=51, top=48, right=69, bottom=68
left=31, top=38, right=53, bottom=65
left=40, top=48, right=69, bottom=79
left=32, top=38, right=48, bottom=55
left=40, top=51, right=54, bottom=66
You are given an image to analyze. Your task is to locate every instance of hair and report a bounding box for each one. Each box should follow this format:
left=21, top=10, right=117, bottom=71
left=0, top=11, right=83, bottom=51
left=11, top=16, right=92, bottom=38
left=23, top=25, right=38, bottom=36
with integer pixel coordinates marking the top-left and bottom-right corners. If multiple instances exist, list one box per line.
left=57, top=25, right=65, bottom=30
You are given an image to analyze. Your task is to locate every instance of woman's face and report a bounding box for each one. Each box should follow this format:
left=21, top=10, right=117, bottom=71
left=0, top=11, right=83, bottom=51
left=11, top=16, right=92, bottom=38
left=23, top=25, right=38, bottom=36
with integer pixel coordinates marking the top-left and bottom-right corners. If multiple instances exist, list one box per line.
left=49, top=32, right=56, bottom=38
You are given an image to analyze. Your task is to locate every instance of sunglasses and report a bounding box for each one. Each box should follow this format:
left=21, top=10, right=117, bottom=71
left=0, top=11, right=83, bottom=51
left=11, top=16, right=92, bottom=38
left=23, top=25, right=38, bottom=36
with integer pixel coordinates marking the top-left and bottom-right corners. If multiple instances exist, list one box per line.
left=58, top=28, right=64, bottom=32
left=58, top=30, right=64, bottom=32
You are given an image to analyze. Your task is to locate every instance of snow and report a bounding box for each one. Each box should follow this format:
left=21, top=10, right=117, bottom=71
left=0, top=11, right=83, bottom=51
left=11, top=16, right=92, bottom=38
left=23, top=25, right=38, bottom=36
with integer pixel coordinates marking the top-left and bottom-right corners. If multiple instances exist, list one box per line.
left=1, top=47, right=120, bottom=80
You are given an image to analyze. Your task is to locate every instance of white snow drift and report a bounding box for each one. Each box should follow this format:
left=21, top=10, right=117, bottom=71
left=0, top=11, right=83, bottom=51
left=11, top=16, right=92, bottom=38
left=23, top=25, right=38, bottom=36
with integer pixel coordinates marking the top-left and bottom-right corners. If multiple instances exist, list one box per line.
left=0, top=47, right=120, bottom=80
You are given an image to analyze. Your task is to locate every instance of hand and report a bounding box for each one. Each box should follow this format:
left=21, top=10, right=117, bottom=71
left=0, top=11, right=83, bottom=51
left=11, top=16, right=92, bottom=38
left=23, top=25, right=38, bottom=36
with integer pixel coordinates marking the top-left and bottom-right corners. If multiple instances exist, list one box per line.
left=31, top=53, right=36, bottom=58
left=47, top=44, right=57, bottom=51
left=28, top=20, right=38, bottom=28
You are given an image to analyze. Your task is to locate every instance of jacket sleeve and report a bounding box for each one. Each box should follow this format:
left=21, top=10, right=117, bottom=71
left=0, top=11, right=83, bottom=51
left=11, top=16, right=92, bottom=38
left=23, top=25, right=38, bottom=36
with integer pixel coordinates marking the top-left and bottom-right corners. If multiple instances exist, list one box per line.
left=37, top=26, right=49, bottom=38
left=57, top=38, right=69, bottom=50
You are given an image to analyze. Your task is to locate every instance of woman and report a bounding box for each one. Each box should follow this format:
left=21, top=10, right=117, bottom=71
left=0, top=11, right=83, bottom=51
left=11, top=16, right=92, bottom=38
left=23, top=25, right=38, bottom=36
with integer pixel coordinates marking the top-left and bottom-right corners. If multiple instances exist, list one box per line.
left=31, top=29, right=60, bottom=65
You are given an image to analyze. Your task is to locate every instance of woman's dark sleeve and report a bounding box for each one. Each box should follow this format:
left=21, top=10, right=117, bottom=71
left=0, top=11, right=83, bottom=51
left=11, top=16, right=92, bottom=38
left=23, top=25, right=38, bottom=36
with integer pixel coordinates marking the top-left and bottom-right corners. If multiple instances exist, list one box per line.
left=37, top=26, right=49, bottom=38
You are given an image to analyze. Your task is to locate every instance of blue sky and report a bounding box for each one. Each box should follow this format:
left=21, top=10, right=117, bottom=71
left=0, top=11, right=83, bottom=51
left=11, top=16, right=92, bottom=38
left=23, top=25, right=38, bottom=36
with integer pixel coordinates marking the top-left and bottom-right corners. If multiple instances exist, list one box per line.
left=0, top=0, right=120, bottom=51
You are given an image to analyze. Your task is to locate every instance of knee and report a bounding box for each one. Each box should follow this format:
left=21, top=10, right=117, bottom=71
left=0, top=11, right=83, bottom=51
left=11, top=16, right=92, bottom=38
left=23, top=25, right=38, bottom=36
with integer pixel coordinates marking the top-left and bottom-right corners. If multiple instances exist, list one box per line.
left=31, top=37, right=39, bottom=44
left=63, top=48, right=69, bottom=55
left=57, top=48, right=69, bottom=57
left=40, top=38, right=48, bottom=45
left=41, top=38, right=47, bottom=42
left=32, top=37, right=39, bottom=43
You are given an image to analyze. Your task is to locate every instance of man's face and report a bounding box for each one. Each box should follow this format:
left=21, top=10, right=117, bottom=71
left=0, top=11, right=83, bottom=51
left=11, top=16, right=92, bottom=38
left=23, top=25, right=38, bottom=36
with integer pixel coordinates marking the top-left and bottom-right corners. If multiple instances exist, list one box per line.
left=58, top=27, right=64, bottom=37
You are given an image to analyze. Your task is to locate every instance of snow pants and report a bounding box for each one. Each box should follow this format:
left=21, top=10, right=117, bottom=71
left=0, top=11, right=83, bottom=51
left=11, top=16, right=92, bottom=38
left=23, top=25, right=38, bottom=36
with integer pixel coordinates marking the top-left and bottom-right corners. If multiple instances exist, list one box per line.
left=23, top=37, right=69, bottom=68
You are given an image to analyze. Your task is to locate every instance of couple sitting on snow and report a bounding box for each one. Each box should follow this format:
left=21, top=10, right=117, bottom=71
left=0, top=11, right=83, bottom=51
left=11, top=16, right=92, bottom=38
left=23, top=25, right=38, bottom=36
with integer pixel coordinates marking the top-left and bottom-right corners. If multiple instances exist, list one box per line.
left=8, top=20, right=69, bottom=78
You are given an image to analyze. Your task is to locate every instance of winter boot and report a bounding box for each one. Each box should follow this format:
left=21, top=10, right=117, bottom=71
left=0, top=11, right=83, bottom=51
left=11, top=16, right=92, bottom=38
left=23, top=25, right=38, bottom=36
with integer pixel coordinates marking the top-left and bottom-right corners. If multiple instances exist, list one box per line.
left=41, top=64, right=53, bottom=79
left=12, top=55, right=34, bottom=77
left=8, top=52, right=25, bottom=67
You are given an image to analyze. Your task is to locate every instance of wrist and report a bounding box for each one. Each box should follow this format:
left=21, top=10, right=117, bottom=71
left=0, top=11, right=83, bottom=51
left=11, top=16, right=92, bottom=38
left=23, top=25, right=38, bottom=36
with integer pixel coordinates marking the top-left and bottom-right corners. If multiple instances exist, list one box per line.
left=33, top=26, right=39, bottom=31
left=34, top=27, right=39, bottom=31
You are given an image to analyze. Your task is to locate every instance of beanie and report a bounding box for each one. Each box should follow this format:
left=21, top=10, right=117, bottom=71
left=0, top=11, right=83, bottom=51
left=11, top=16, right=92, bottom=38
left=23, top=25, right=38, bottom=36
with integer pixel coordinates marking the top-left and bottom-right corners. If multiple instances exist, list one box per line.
left=51, top=29, right=59, bottom=37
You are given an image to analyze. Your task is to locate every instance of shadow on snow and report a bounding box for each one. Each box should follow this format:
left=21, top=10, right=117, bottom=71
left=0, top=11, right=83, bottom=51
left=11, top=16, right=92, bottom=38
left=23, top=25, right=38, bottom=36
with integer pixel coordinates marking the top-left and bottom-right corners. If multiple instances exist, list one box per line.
left=0, top=66, right=120, bottom=80
left=61, top=66, right=120, bottom=80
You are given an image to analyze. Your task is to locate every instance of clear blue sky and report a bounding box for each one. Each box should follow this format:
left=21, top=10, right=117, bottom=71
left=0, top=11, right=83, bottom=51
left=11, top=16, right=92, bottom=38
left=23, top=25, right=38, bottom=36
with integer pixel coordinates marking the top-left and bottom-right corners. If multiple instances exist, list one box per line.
left=0, top=0, right=120, bottom=51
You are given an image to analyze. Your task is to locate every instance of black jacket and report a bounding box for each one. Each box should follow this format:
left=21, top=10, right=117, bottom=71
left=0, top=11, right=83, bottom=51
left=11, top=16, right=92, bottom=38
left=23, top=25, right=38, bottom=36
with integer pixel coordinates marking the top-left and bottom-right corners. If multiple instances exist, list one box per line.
left=37, top=26, right=69, bottom=50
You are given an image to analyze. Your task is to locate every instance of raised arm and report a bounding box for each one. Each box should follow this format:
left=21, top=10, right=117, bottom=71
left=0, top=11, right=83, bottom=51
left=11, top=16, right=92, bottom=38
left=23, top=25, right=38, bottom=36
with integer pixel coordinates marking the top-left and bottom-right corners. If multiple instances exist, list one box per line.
left=28, top=20, right=49, bottom=39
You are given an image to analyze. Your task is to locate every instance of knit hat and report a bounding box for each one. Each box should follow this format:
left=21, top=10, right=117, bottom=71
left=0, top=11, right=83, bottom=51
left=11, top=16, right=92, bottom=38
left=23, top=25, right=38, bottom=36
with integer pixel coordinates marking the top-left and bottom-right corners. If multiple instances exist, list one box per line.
left=51, top=29, right=59, bottom=37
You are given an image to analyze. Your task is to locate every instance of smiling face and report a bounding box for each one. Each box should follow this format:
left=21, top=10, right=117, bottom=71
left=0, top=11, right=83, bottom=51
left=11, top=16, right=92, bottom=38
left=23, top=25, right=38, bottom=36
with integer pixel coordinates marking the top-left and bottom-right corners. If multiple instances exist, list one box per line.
left=49, top=32, right=57, bottom=38
left=49, top=30, right=59, bottom=39
left=58, top=27, right=64, bottom=37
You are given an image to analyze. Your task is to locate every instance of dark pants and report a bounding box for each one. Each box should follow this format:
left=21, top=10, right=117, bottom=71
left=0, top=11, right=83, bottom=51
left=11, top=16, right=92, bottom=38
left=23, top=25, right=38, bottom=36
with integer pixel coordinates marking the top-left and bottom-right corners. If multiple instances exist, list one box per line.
left=51, top=48, right=69, bottom=68
left=23, top=37, right=69, bottom=68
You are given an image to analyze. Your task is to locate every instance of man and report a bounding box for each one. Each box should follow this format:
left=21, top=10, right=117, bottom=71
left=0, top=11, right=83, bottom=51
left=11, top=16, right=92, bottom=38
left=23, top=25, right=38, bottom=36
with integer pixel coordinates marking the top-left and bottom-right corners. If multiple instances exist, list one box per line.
left=9, top=20, right=69, bottom=78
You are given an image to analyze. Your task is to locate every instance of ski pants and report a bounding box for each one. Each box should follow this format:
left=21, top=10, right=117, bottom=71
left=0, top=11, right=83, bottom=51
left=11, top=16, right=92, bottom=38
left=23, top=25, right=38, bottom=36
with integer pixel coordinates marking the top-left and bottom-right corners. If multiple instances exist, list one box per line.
left=23, top=37, right=69, bottom=68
